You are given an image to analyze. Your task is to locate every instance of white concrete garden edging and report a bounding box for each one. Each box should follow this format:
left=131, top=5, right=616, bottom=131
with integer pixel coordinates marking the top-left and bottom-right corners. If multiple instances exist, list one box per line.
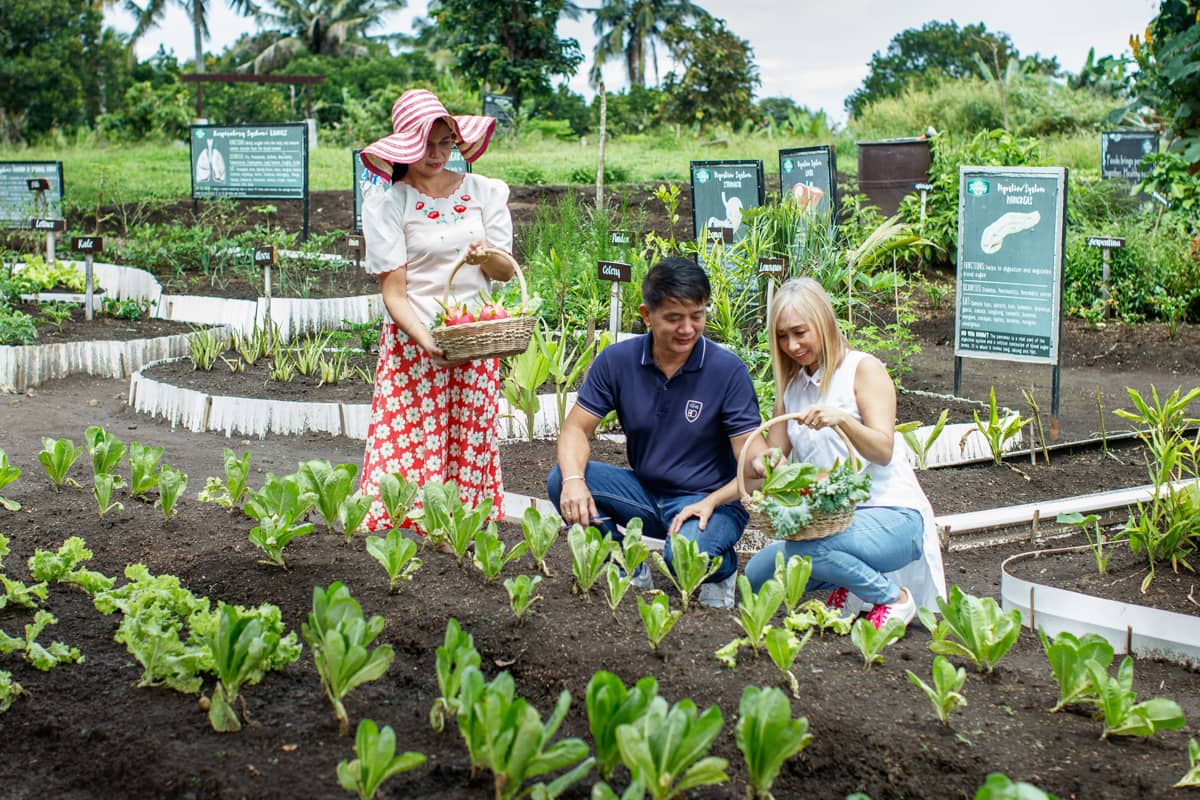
left=1001, top=544, right=1200, bottom=668
left=152, top=293, right=386, bottom=341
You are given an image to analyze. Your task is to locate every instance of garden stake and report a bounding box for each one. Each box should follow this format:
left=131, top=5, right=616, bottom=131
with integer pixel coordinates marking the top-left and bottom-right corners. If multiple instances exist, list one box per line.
left=1126, top=625, right=1133, bottom=654
left=1095, top=387, right=1109, bottom=456
left=1028, top=586, right=1035, bottom=631
left=1031, top=509, right=1041, bottom=545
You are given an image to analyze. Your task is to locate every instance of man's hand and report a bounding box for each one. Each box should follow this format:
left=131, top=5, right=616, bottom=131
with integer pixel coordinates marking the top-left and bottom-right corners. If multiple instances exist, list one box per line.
left=669, top=497, right=717, bottom=536
left=558, top=478, right=599, bottom=527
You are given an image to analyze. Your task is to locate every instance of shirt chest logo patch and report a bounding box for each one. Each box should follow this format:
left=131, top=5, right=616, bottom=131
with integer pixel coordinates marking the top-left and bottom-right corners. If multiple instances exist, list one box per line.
left=684, top=400, right=704, bottom=423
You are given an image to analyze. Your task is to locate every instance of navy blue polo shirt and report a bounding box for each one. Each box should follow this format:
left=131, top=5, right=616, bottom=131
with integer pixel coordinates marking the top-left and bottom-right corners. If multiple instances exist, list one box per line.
left=576, top=334, right=761, bottom=496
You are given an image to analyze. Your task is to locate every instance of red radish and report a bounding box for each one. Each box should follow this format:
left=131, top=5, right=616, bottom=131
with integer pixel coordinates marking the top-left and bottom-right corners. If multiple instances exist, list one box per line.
left=477, top=302, right=509, bottom=321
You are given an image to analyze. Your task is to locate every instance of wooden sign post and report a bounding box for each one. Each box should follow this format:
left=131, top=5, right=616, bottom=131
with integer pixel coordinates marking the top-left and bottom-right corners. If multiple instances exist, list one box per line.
left=255, top=246, right=276, bottom=327
left=1086, top=236, right=1125, bottom=317
left=346, top=234, right=364, bottom=270
left=28, top=176, right=56, bottom=262
left=31, top=217, right=65, bottom=266
left=71, top=236, right=103, bottom=321
left=914, top=182, right=934, bottom=225
left=597, top=260, right=631, bottom=341
left=757, top=255, right=789, bottom=323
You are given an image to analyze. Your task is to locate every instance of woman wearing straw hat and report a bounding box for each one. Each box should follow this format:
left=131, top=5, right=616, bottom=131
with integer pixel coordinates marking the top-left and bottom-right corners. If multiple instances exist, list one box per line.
left=357, top=88, right=518, bottom=532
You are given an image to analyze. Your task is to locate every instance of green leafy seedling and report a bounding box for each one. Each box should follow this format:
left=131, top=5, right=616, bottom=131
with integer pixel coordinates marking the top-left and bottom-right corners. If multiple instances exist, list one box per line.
left=503, top=574, right=543, bottom=622
left=472, top=522, right=528, bottom=582
left=918, top=585, right=1022, bottom=672
left=567, top=523, right=615, bottom=598
left=1088, top=655, right=1186, bottom=740
left=430, top=618, right=480, bottom=733
left=339, top=492, right=373, bottom=542
left=636, top=592, right=682, bottom=654
left=786, top=598, right=854, bottom=637
left=521, top=505, right=561, bottom=576
left=376, top=471, right=419, bottom=527
left=973, top=772, right=1059, bottom=799
left=128, top=441, right=164, bottom=499
left=37, top=436, right=83, bottom=489
left=736, top=685, right=813, bottom=800
left=737, top=575, right=785, bottom=655
left=0, top=610, right=83, bottom=671
left=197, top=448, right=252, bottom=509
left=604, top=563, right=633, bottom=618
left=413, top=481, right=492, bottom=566
left=203, top=602, right=301, bottom=733
left=1055, top=511, right=1115, bottom=575
left=297, top=459, right=360, bottom=534
left=765, top=626, right=811, bottom=698
left=906, top=655, right=968, bottom=725
left=1038, top=628, right=1114, bottom=712
left=1175, top=738, right=1200, bottom=788
left=651, top=535, right=719, bottom=612
left=0, top=670, right=25, bottom=712
left=616, top=519, right=650, bottom=576
left=850, top=617, right=905, bottom=668
left=336, top=718, right=426, bottom=800
left=896, top=409, right=949, bottom=470
left=969, top=387, right=1031, bottom=465
left=0, top=450, right=21, bottom=511
left=365, top=530, right=422, bottom=592
left=92, top=472, right=125, bottom=517
left=585, top=671, right=659, bottom=781
left=84, top=426, right=126, bottom=478
left=1, top=573, right=48, bottom=610
left=244, top=473, right=317, bottom=569
left=156, top=467, right=188, bottom=520
left=615, top=695, right=728, bottom=800
left=773, top=551, right=812, bottom=615
left=27, top=536, right=114, bottom=595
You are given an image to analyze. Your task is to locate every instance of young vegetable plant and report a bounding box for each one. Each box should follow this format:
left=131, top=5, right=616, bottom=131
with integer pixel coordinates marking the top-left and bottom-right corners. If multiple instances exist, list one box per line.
left=430, top=617, right=481, bottom=733
left=616, top=520, right=651, bottom=576
left=737, top=575, right=785, bottom=655
left=27, top=536, right=114, bottom=595
left=521, top=505, right=561, bottom=576
left=1055, top=512, right=1116, bottom=574
left=339, top=492, right=374, bottom=543
left=567, top=523, right=615, bottom=598
left=1039, top=628, right=1114, bottom=712
left=92, top=472, right=125, bottom=517
left=974, top=773, right=1059, bottom=799
left=1, top=536, right=48, bottom=609
left=128, top=442, right=164, bottom=499
left=156, top=467, right=188, bottom=520
left=501, top=326, right=552, bottom=442
left=365, top=529, right=422, bottom=593
left=773, top=551, right=812, bottom=616
left=84, top=426, right=126, bottom=478
left=412, top=481, right=492, bottom=566
left=918, top=585, right=1022, bottom=673
left=1088, top=656, right=1186, bottom=740
left=1175, top=738, right=1200, bottom=789
left=376, top=471, right=418, bottom=528
left=735, top=685, right=813, bottom=800
left=303, top=583, right=395, bottom=736
left=785, top=598, right=854, bottom=637
left=906, top=655, right=968, bottom=725
left=37, top=436, right=83, bottom=490
left=615, top=695, right=728, bottom=800
left=766, top=626, right=812, bottom=698
left=896, top=408, right=949, bottom=470
left=651, top=536, right=719, bottom=612
left=585, top=671, right=659, bottom=781
left=472, top=522, right=528, bottom=583
left=197, top=448, right=252, bottom=510
left=297, top=459, right=360, bottom=534
left=604, top=563, right=633, bottom=618
left=850, top=617, right=905, bottom=668
left=244, top=473, right=317, bottom=569
left=0, top=610, right=84, bottom=670
left=0, top=450, right=21, bottom=511
left=203, top=602, right=302, bottom=733
left=336, top=718, right=426, bottom=800
left=968, top=387, right=1031, bottom=465
left=503, top=574, right=544, bottom=622
left=636, top=592, right=682, bottom=655
left=0, top=670, right=25, bottom=712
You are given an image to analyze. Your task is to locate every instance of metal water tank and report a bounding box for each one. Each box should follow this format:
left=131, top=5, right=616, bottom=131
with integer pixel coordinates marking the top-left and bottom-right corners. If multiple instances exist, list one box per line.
left=856, top=137, right=932, bottom=216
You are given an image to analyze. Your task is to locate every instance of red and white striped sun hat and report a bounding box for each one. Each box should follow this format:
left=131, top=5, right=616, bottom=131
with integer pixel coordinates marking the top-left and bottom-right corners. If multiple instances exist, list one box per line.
left=359, top=89, right=496, bottom=182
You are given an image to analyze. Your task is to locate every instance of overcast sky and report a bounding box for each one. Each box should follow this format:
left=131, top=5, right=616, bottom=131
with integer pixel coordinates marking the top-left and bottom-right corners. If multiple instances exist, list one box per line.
left=104, top=0, right=1160, bottom=124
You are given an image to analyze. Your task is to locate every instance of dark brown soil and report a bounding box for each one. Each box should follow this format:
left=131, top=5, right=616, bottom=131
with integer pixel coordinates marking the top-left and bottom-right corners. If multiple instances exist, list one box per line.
left=142, top=349, right=377, bottom=405
left=10, top=301, right=195, bottom=345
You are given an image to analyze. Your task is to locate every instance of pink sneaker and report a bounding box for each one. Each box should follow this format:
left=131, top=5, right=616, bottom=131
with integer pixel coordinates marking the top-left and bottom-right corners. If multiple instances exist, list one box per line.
left=865, top=589, right=917, bottom=629
left=826, top=587, right=861, bottom=620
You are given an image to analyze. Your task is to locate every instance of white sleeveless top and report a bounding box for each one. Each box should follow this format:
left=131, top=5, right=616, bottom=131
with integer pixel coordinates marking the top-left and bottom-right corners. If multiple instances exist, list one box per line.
left=782, top=349, right=947, bottom=608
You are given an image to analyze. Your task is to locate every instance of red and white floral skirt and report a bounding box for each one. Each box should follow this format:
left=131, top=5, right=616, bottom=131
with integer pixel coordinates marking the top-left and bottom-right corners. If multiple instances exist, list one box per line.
left=359, top=323, right=504, bottom=532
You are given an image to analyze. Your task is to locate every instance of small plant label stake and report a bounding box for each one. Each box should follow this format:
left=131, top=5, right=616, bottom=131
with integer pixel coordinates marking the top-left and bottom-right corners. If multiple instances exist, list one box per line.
left=597, top=260, right=631, bottom=342
left=30, top=215, right=65, bottom=266
left=758, top=256, right=789, bottom=325
left=914, top=182, right=934, bottom=225
left=707, top=225, right=733, bottom=245
left=255, top=246, right=276, bottom=328
left=346, top=234, right=364, bottom=270
left=1086, top=236, right=1124, bottom=318
left=71, top=236, right=103, bottom=321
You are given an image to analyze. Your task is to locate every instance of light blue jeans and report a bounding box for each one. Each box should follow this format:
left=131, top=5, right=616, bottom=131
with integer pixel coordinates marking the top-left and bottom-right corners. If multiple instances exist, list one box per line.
left=743, top=506, right=924, bottom=605
left=547, top=462, right=747, bottom=583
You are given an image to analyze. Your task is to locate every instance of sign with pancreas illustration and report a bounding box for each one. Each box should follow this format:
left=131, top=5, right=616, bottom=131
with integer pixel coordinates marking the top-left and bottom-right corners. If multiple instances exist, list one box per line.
left=954, top=166, right=1066, bottom=365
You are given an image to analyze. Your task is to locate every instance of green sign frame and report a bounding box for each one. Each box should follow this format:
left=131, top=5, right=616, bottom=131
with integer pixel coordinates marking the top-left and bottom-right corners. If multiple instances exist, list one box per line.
left=954, top=165, right=1067, bottom=366
left=0, top=161, right=64, bottom=228
left=689, top=160, right=765, bottom=244
left=778, top=145, right=838, bottom=220
left=189, top=123, right=308, bottom=201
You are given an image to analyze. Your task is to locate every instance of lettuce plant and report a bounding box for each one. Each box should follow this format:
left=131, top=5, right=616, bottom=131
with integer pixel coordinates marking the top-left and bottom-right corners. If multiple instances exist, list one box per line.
left=616, top=519, right=650, bottom=576
left=850, top=617, right=905, bottom=668
left=244, top=473, right=317, bottom=569
left=37, top=436, right=83, bottom=490
left=604, top=563, right=633, bottom=618
left=636, top=593, right=682, bottom=654
left=203, top=602, right=302, bottom=732
left=567, top=523, right=614, bottom=598
left=974, top=773, right=1058, bottom=799
left=303, top=583, right=395, bottom=736
left=156, top=467, right=188, bottom=520
left=365, top=530, right=422, bottom=593
left=1175, top=739, right=1200, bottom=789
left=297, top=459, right=360, bottom=534
left=472, top=522, right=528, bottom=583
left=1088, top=656, right=1186, bottom=740
left=84, top=425, right=126, bottom=478
left=737, top=575, right=784, bottom=655
left=773, top=552, right=812, bottom=616
left=1, top=572, right=48, bottom=610
left=735, top=685, right=813, bottom=800
left=503, top=574, right=543, bottom=622
left=918, top=585, right=1022, bottom=673
left=521, top=505, right=561, bottom=576
left=0, top=669, right=24, bottom=712
left=197, top=448, right=252, bottom=509
left=0, top=610, right=84, bottom=671
left=128, top=442, right=164, bottom=499
left=27, top=536, right=114, bottom=595
left=377, top=471, right=419, bottom=528
left=336, top=719, right=426, bottom=800
left=0, top=450, right=21, bottom=511
left=430, top=617, right=480, bottom=733
left=339, top=492, right=373, bottom=542
left=92, top=472, right=125, bottom=517
left=786, top=599, right=854, bottom=637
left=615, top=695, right=728, bottom=800
left=651, top=536, right=719, bottom=613
left=585, top=671, right=659, bottom=781
left=412, top=481, right=492, bottom=566
left=766, top=626, right=811, bottom=698
left=906, top=655, right=968, bottom=725
left=1039, top=628, right=1114, bottom=712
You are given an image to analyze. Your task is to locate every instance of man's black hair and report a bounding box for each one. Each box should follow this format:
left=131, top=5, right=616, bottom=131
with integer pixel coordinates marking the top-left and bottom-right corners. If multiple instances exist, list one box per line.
left=642, top=257, right=711, bottom=310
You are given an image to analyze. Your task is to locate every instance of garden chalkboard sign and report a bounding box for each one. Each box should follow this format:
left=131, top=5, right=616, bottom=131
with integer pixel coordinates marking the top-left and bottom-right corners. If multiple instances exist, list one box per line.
left=352, top=147, right=469, bottom=234
left=778, top=146, right=838, bottom=219
left=0, top=161, right=64, bottom=228
left=1100, top=130, right=1157, bottom=181
left=954, top=166, right=1067, bottom=413
left=689, top=160, right=764, bottom=245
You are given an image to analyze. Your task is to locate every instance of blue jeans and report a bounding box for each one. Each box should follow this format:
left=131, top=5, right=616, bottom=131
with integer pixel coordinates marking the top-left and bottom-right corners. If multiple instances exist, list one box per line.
left=743, top=506, right=924, bottom=605
left=547, top=462, right=747, bottom=583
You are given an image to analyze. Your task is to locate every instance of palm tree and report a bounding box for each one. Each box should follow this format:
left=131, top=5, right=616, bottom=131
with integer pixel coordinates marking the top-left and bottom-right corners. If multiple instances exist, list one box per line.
left=235, top=0, right=407, bottom=74
left=589, top=0, right=709, bottom=87
left=124, top=0, right=256, bottom=74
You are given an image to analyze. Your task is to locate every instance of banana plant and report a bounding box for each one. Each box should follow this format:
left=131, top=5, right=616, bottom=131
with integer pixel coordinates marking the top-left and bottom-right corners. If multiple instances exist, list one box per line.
left=128, top=442, right=164, bottom=499
left=503, top=575, right=543, bottom=622
left=336, top=719, right=426, bottom=800
left=1039, top=628, right=1114, bottom=712
left=905, top=655, right=968, bottom=725
left=472, top=522, right=528, bottom=583
left=0, top=451, right=20, bottom=511
left=773, top=551, right=812, bottom=616
left=521, top=505, right=561, bottom=576
left=918, top=585, right=1022, bottom=673
left=502, top=326, right=552, bottom=441
left=430, top=618, right=480, bottom=733
left=850, top=617, right=905, bottom=668
left=567, top=523, right=615, bottom=598
left=896, top=408, right=949, bottom=470
left=377, top=471, right=419, bottom=528
left=1088, top=656, right=1186, bottom=740
left=365, top=530, right=422, bottom=593
left=651, top=536, right=719, bottom=613
left=37, top=436, right=83, bottom=490
left=615, top=695, right=728, bottom=800
left=585, top=671, right=659, bottom=781
left=735, top=685, right=813, bottom=800
left=636, top=593, right=682, bottom=654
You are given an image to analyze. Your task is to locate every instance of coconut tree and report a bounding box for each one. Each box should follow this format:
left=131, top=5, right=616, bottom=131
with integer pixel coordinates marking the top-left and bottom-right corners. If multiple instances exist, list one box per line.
left=124, top=0, right=256, bottom=74
left=234, top=0, right=407, bottom=74
left=588, top=0, right=709, bottom=87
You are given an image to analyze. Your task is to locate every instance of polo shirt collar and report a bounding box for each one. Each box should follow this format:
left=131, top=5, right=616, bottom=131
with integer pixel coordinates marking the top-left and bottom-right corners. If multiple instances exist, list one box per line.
left=640, top=334, right=708, bottom=373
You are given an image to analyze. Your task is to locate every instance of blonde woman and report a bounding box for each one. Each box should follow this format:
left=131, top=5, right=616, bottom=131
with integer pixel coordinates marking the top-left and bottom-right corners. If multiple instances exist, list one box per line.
left=745, top=278, right=946, bottom=627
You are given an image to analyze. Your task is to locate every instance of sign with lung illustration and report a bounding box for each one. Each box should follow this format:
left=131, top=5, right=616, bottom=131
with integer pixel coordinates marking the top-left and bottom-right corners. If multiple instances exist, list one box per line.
left=954, top=166, right=1067, bottom=365
left=190, top=124, right=308, bottom=200
left=689, top=160, right=764, bottom=246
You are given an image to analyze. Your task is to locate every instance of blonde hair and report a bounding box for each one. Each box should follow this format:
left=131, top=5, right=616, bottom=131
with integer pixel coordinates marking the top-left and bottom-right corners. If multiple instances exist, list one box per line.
left=767, top=278, right=847, bottom=408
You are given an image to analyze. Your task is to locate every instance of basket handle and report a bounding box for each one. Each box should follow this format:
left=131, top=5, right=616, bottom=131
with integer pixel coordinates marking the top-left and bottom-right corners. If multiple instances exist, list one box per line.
left=736, top=411, right=862, bottom=504
left=441, top=247, right=529, bottom=314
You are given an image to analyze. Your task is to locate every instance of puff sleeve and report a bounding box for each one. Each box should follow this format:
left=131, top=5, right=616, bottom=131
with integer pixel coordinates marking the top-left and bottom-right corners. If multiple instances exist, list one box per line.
left=361, top=187, right=408, bottom=276
left=479, top=177, right=514, bottom=254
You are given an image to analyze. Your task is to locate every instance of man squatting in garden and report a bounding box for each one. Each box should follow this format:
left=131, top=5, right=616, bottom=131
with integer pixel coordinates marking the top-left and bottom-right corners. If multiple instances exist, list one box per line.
left=547, top=257, right=768, bottom=609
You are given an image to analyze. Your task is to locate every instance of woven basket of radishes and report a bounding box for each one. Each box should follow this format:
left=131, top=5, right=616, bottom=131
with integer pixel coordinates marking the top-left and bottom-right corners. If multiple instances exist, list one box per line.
left=431, top=249, right=536, bottom=361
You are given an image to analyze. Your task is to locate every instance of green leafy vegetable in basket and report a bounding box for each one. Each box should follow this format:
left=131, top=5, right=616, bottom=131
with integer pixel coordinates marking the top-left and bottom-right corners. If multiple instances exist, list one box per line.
left=747, top=452, right=871, bottom=540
